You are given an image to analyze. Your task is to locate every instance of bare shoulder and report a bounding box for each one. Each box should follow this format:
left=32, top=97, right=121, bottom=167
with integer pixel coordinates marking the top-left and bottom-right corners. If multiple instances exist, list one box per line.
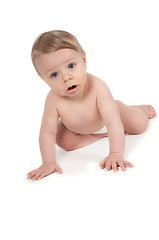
left=88, top=74, right=118, bottom=120
left=44, top=89, right=60, bottom=110
left=45, top=89, right=58, bottom=103
left=43, top=89, right=60, bottom=121
left=88, top=73, right=112, bottom=98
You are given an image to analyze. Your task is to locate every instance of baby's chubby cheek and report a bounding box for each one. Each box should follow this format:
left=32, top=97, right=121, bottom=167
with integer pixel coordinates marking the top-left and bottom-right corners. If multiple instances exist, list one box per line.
left=51, top=84, right=66, bottom=95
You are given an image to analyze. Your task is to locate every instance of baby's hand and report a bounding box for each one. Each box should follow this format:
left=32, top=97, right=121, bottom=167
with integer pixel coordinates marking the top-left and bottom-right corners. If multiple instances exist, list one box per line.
left=27, top=162, right=63, bottom=181
left=99, top=153, right=134, bottom=172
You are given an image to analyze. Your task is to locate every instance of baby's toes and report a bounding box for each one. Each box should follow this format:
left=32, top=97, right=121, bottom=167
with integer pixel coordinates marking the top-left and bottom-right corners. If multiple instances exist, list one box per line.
left=152, top=109, right=157, bottom=117
left=147, top=105, right=157, bottom=119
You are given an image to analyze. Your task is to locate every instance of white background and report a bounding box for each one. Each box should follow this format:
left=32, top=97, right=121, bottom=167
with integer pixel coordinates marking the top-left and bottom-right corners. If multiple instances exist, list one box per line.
left=0, top=0, right=159, bottom=239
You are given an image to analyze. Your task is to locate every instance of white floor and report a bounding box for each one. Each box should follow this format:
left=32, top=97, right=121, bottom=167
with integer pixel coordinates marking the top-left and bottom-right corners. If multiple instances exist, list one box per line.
left=1, top=117, right=159, bottom=240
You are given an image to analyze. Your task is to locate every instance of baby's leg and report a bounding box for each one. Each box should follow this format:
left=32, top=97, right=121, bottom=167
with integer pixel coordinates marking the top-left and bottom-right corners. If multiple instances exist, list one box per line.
left=115, top=100, right=157, bottom=134
left=56, top=120, right=107, bottom=151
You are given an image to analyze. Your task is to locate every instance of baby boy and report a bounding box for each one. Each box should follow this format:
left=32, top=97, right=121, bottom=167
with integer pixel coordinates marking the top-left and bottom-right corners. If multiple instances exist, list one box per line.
left=27, top=30, right=157, bottom=181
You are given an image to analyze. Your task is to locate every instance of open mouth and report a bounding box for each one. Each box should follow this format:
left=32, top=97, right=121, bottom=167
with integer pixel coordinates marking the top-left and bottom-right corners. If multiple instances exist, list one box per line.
left=67, top=85, right=78, bottom=90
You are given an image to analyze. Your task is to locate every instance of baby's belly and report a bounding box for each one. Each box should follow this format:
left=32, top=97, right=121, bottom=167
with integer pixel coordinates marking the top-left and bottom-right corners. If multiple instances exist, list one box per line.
left=61, top=118, right=105, bottom=135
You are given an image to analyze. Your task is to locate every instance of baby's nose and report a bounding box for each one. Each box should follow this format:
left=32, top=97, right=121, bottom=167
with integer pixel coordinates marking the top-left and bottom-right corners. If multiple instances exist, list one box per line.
left=63, top=75, right=72, bottom=82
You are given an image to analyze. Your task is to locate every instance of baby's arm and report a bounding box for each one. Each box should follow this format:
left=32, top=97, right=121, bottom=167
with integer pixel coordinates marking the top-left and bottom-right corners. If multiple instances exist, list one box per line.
left=97, top=81, right=133, bottom=172
left=27, top=92, right=63, bottom=181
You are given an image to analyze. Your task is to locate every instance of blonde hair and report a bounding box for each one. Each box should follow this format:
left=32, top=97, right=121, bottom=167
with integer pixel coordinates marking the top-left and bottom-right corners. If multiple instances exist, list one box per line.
left=31, top=30, right=84, bottom=73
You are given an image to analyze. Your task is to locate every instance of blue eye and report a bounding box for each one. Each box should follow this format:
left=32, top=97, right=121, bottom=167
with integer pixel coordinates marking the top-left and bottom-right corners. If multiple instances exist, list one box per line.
left=51, top=72, right=58, bottom=78
left=68, top=63, right=75, bottom=69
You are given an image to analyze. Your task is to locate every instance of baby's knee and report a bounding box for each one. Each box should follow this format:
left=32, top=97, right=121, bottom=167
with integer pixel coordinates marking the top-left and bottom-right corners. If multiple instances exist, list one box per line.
left=56, top=131, right=68, bottom=151
left=133, top=118, right=148, bottom=134
left=56, top=128, right=75, bottom=151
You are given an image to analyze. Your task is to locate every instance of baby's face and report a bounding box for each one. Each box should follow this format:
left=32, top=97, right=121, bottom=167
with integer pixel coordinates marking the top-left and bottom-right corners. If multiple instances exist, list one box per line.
left=36, top=49, right=87, bottom=99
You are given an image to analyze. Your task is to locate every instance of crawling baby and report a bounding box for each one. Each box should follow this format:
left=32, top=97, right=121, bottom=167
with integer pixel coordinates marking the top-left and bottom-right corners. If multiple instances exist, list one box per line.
left=27, top=30, right=157, bottom=180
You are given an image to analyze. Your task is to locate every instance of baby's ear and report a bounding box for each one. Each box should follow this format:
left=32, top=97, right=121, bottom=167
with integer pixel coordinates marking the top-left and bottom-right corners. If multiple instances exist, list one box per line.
left=38, top=74, right=43, bottom=79
left=83, top=51, right=86, bottom=63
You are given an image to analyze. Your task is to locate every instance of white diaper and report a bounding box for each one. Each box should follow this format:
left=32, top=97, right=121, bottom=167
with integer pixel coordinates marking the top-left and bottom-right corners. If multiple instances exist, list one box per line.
left=93, top=126, right=107, bottom=134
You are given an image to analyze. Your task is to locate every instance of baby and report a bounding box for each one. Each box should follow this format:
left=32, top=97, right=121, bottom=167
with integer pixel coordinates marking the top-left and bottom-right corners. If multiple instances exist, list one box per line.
left=27, top=30, right=157, bottom=181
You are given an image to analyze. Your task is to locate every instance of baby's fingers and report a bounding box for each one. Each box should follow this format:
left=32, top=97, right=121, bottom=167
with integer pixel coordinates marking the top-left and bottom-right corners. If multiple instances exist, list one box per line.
left=31, top=170, right=43, bottom=181
left=27, top=169, right=38, bottom=179
left=55, top=165, right=63, bottom=174
left=123, top=161, right=134, bottom=168
left=99, top=160, right=106, bottom=169
left=119, top=162, right=127, bottom=171
left=106, top=161, right=112, bottom=171
left=37, top=171, right=50, bottom=180
left=111, top=161, right=118, bottom=172
left=27, top=168, right=44, bottom=180
left=38, top=166, right=63, bottom=180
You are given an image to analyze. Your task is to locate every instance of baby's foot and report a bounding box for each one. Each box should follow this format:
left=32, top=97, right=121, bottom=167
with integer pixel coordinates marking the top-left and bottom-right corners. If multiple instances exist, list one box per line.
left=132, top=105, right=157, bottom=119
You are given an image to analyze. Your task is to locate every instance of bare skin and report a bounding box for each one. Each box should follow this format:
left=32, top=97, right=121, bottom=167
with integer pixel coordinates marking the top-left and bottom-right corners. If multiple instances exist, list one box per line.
left=130, top=105, right=156, bottom=119
left=27, top=49, right=157, bottom=180
left=27, top=102, right=156, bottom=180
left=56, top=102, right=157, bottom=151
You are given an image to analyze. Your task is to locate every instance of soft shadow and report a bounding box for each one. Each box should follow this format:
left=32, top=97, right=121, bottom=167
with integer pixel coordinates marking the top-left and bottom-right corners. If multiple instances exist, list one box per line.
left=124, top=119, right=154, bottom=158
left=55, top=120, right=155, bottom=176
left=56, top=138, right=108, bottom=176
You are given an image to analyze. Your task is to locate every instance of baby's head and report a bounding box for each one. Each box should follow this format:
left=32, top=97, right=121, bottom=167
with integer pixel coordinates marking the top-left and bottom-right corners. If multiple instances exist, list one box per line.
left=31, top=30, right=87, bottom=98
left=31, top=30, right=84, bottom=73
